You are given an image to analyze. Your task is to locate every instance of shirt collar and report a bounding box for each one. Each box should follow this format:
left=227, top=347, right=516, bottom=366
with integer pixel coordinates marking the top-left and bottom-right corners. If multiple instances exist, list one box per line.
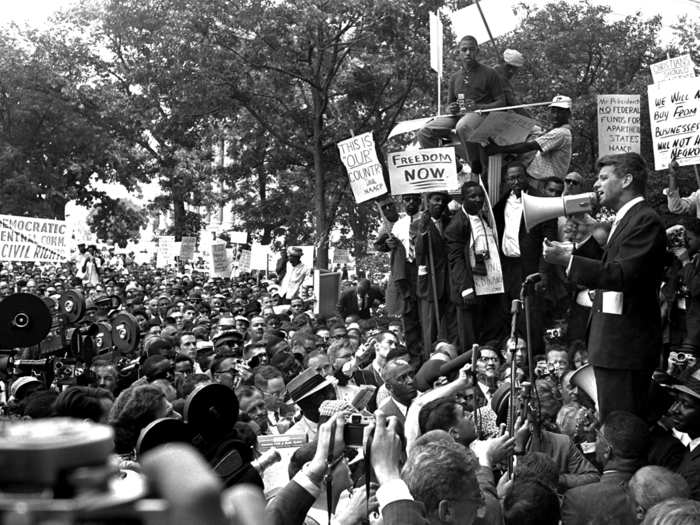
left=615, top=196, right=644, bottom=222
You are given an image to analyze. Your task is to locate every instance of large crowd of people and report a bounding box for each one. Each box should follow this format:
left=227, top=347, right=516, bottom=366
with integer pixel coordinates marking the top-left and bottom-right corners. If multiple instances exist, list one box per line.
left=2, top=36, right=700, bottom=525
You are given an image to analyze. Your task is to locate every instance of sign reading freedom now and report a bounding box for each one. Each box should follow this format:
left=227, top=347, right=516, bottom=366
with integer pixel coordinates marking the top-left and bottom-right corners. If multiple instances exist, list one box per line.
left=387, top=147, right=458, bottom=195
left=0, top=214, right=67, bottom=262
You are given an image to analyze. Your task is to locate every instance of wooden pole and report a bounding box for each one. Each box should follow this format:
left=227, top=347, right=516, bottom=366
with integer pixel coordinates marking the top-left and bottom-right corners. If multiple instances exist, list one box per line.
left=474, top=0, right=501, bottom=60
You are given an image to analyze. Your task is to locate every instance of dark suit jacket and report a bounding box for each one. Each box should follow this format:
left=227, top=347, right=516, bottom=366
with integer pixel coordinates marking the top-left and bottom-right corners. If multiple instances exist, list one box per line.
left=445, top=207, right=477, bottom=304
left=493, top=190, right=556, bottom=276
left=677, top=445, right=700, bottom=500
left=377, top=396, right=407, bottom=427
left=569, top=201, right=666, bottom=370
left=336, top=286, right=384, bottom=319
left=382, top=500, right=429, bottom=525
left=414, top=213, right=451, bottom=302
left=529, top=429, right=600, bottom=491
left=561, top=469, right=635, bottom=525
left=265, top=479, right=316, bottom=525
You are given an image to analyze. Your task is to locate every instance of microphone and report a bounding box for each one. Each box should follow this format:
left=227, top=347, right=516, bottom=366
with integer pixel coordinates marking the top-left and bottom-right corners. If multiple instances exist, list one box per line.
left=251, top=448, right=282, bottom=474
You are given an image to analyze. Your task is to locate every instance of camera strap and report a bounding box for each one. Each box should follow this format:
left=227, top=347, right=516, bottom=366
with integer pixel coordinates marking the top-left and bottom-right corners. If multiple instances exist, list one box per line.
left=326, top=422, right=336, bottom=525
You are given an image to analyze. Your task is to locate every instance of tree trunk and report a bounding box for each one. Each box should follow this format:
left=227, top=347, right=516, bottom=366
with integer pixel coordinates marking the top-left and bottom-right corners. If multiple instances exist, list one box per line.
left=312, top=89, right=329, bottom=270
left=172, top=196, right=186, bottom=241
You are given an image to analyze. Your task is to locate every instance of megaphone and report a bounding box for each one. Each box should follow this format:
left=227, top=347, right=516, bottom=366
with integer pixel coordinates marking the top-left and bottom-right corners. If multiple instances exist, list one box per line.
left=522, top=192, right=597, bottom=231
left=568, top=363, right=598, bottom=412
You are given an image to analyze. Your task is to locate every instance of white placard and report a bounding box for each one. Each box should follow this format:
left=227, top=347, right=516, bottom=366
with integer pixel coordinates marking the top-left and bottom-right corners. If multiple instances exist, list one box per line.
left=650, top=54, right=696, bottom=84
left=210, top=241, right=230, bottom=277
left=180, top=236, right=196, bottom=261
left=0, top=214, right=67, bottom=262
left=647, top=77, right=700, bottom=170
left=156, top=236, right=176, bottom=268
left=387, top=147, right=458, bottom=195
left=597, top=95, right=641, bottom=157
left=230, top=231, right=247, bottom=244
left=338, top=132, right=388, bottom=203
left=467, top=111, right=537, bottom=146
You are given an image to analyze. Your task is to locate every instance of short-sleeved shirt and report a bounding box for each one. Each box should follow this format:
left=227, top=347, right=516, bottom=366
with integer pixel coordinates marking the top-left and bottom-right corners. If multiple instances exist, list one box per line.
left=447, top=63, right=504, bottom=107
left=527, top=124, right=572, bottom=180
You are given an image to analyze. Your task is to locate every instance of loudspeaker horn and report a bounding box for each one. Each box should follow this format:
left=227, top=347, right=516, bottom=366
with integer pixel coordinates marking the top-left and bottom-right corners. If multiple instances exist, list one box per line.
left=569, top=363, right=598, bottom=411
left=522, top=192, right=597, bottom=231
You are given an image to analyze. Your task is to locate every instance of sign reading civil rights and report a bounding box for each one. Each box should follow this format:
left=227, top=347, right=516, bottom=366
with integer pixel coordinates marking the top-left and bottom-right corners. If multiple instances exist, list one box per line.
left=597, top=95, right=641, bottom=157
left=0, top=214, right=67, bottom=262
left=338, top=132, right=387, bottom=203
left=650, top=54, right=696, bottom=84
left=648, top=77, right=700, bottom=170
left=387, top=147, right=458, bottom=195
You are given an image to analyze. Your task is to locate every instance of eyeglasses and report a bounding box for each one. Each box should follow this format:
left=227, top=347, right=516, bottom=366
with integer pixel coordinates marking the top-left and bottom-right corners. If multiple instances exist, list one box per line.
left=564, top=179, right=580, bottom=186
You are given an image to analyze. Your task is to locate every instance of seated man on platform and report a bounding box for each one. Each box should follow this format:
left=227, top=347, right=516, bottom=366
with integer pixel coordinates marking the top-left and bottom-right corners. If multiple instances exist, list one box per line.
left=417, top=35, right=505, bottom=173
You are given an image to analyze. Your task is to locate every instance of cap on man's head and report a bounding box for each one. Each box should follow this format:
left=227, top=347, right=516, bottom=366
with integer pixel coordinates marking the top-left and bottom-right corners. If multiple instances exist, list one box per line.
left=549, top=95, right=572, bottom=110
left=287, top=247, right=303, bottom=257
left=503, top=49, right=524, bottom=67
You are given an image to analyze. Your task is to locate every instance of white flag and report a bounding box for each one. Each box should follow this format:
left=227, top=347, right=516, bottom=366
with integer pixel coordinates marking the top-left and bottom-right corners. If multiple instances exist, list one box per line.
left=429, top=11, right=443, bottom=78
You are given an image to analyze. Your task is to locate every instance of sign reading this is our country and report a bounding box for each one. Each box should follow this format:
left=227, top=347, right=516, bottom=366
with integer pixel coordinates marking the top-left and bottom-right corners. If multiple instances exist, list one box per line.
left=338, top=132, right=388, bottom=203
left=387, top=147, right=458, bottom=195
left=650, top=54, right=696, bottom=84
left=648, top=77, right=700, bottom=170
left=0, top=214, right=67, bottom=262
left=597, top=95, right=641, bottom=157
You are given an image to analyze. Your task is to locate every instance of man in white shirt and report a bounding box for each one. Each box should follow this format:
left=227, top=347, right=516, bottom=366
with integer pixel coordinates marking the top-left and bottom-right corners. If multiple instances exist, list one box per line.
left=278, top=247, right=311, bottom=302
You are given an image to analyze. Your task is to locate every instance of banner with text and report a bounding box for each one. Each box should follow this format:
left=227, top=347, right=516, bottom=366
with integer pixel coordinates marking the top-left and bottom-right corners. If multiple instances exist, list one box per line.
left=387, top=147, right=458, bottom=195
left=180, top=237, right=196, bottom=261
left=650, top=54, right=696, bottom=84
left=338, top=132, right=388, bottom=203
left=238, top=249, right=252, bottom=273
left=210, top=241, right=230, bottom=277
left=0, top=215, right=67, bottom=262
left=597, top=95, right=641, bottom=157
left=648, top=77, right=700, bottom=170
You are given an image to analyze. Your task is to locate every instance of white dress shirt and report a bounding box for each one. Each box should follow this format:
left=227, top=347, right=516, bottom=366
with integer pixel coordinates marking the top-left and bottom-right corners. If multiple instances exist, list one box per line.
left=502, top=192, right=523, bottom=257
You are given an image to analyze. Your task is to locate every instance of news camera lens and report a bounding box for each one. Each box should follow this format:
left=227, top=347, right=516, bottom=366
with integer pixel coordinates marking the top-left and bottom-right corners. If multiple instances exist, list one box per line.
left=12, top=312, right=29, bottom=329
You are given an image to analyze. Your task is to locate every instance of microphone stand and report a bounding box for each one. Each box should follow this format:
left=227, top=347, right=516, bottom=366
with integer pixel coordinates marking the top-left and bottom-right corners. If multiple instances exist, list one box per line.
left=507, top=298, right=521, bottom=478
left=520, top=276, right=539, bottom=384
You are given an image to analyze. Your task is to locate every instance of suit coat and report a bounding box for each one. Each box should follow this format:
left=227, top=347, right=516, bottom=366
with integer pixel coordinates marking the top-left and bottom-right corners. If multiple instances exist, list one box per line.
left=377, top=396, right=407, bottom=427
left=445, top=208, right=478, bottom=304
left=561, top=470, right=635, bottom=525
left=529, top=429, right=600, bottom=491
left=569, top=201, right=666, bottom=370
left=413, top=213, right=451, bottom=302
left=336, top=286, right=384, bottom=319
left=677, top=445, right=700, bottom=500
left=493, top=190, right=556, bottom=277
left=265, top=478, right=316, bottom=525
left=382, top=500, right=429, bottom=525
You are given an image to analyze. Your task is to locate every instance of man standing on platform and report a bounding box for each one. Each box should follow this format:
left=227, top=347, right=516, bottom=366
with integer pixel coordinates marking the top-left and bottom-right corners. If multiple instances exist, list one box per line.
left=543, top=153, right=666, bottom=421
left=417, top=35, right=505, bottom=174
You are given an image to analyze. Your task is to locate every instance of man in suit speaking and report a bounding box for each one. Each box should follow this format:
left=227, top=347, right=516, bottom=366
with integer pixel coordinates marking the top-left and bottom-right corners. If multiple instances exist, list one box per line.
left=543, top=153, right=666, bottom=421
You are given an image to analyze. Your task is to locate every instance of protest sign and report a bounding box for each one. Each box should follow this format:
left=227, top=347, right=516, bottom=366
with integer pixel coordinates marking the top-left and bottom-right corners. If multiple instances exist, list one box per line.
left=597, top=95, right=641, bottom=157
left=210, top=241, right=230, bottom=277
left=250, top=243, right=272, bottom=271
left=338, top=132, right=388, bottom=203
left=647, top=77, right=700, bottom=170
left=258, top=433, right=307, bottom=496
left=450, top=0, right=519, bottom=45
left=180, top=237, right=196, bottom=261
left=230, top=231, right=248, bottom=244
left=650, top=54, right=696, bottom=84
left=332, top=248, right=351, bottom=265
left=466, top=112, right=537, bottom=147
left=238, top=249, right=251, bottom=272
left=387, top=147, right=458, bottom=195
left=0, top=214, right=67, bottom=262
left=156, top=236, right=176, bottom=268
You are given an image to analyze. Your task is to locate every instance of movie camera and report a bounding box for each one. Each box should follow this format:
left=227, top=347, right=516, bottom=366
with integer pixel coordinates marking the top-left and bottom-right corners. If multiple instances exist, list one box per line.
left=0, top=289, right=141, bottom=391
